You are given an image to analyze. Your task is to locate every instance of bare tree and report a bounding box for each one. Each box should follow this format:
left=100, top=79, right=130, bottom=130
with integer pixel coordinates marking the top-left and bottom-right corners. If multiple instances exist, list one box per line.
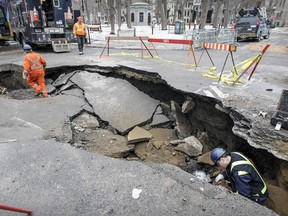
left=173, top=0, right=187, bottom=22
left=199, top=0, right=211, bottom=29
left=222, top=0, right=231, bottom=28
left=212, top=0, right=224, bottom=28
left=155, top=0, right=161, bottom=24
left=160, top=0, right=168, bottom=30
left=84, top=0, right=90, bottom=24
left=107, top=0, right=116, bottom=34
left=116, top=0, right=122, bottom=30
left=125, top=0, right=132, bottom=28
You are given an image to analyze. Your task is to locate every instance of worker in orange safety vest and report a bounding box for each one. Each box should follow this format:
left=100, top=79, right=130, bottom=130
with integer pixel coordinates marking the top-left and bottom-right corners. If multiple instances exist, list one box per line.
left=73, top=16, right=87, bottom=55
left=22, top=44, right=48, bottom=98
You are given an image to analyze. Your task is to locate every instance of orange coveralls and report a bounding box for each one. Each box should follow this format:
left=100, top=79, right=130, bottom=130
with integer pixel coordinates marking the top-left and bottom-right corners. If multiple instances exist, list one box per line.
left=23, top=52, right=48, bottom=97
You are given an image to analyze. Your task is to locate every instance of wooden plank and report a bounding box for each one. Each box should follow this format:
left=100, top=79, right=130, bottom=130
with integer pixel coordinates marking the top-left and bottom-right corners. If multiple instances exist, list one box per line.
left=248, top=43, right=288, bottom=54
left=105, top=36, right=149, bottom=41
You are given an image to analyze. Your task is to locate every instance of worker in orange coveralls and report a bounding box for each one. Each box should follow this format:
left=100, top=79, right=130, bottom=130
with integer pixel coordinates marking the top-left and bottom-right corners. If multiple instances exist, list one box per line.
left=22, top=44, right=48, bottom=98
left=73, top=16, right=87, bottom=55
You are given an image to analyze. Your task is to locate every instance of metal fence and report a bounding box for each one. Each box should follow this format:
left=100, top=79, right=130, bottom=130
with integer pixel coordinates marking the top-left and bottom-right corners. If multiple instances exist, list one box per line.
left=117, top=28, right=136, bottom=37
left=183, top=28, right=236, bottom=49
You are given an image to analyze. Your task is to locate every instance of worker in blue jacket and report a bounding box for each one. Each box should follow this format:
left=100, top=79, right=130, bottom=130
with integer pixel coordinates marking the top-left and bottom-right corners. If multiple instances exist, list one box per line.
left=211, top=148, right=269, bottom=205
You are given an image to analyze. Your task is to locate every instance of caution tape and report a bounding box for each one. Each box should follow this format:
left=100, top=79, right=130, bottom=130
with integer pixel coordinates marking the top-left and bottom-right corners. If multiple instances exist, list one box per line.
left=231, top=55, right=258, bottom=74
left=202, top=70, right=243, bottom=85
left=109, top=52, right=201, bottom=67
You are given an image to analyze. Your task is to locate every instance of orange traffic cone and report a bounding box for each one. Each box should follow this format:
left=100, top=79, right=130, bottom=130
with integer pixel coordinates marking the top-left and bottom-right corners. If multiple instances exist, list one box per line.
left=33, top=6, right=39, bottom=21
left=67, top=6, right=72, bottom=19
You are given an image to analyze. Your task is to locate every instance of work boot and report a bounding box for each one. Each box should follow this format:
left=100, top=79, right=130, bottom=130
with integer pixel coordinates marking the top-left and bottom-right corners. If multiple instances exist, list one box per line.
left=42, top=92, right=49, bottom=98
left=35, top=91, right=41, bottom=97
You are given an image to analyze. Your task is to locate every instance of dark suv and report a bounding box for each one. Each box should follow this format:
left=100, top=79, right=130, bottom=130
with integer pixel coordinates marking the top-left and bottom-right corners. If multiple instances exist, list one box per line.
left=235, top=12, right=270, bottom=42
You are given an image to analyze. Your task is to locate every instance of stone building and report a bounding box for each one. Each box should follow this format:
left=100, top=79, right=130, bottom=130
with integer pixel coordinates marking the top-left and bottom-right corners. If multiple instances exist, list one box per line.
left=130, top=2, right=153, bottom=26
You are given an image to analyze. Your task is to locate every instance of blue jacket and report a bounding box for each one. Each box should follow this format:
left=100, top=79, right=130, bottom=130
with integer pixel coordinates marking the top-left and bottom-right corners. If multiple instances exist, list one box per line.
left=223, top=152, right=269, bottom=203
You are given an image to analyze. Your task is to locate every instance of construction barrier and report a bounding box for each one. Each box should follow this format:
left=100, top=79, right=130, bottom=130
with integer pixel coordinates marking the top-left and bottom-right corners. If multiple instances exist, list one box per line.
left=99, top=36, right=151, bottom=58
left=199, top=42, right=270, bottom=85
left=199, top=42, right=238, bottom=84
left=147, top=38, right=197, bottom=65
left=232, top=44, right=270, bottom=85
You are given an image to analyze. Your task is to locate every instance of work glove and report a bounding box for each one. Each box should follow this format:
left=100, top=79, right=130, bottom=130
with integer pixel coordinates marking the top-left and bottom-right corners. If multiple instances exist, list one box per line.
left=22, top=71, right=28, bottom=80
left=215, top=174, right=224, bottom=184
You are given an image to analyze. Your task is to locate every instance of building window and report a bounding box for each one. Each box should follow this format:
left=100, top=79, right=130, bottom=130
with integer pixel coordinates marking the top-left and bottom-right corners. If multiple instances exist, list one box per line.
left=131, top=12, right=134, bottom=22
left=139, top=12, right=144, bottom=22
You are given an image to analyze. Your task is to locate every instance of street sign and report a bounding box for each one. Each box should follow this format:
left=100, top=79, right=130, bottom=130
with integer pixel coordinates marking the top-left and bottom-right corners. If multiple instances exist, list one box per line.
left=193, top=0, right=201, bottom=6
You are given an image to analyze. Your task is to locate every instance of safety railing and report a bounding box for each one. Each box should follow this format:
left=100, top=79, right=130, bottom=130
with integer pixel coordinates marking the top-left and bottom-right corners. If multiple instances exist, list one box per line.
left=117, top=28, right=136, bottom=37
left=184, top=28, right=236, bottom=49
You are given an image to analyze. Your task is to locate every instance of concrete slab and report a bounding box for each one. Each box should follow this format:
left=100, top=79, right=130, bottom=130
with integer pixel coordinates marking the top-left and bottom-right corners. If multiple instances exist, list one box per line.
left=0, top=95, right=90, bottom=142
left=71, top=71, right=159, bottom=133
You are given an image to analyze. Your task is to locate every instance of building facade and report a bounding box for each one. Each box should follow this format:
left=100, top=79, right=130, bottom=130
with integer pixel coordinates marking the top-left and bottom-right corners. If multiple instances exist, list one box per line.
left=130, top=2, right=152, bottom=25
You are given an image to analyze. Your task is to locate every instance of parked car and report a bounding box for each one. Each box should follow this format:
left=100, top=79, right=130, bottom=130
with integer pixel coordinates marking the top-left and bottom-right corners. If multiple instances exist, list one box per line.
left=235, top=16, right=270, bottom=42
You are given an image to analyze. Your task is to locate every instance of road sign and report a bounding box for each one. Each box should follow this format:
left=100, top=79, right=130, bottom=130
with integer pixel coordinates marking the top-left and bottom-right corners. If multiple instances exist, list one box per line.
left=193, top=0, right=201, bottom=6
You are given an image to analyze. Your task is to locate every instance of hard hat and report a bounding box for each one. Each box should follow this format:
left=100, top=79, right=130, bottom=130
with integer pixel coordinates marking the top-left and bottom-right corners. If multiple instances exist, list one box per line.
left=78, top=16, right=83, bottom=21
left=210, top=148, right=227, bottom=164
left=23, top=44, right=32, bottom=52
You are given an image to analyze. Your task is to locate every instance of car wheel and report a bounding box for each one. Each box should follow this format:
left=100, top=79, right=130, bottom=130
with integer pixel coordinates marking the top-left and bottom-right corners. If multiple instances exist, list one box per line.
left=264, top=32, right=270, bottom=39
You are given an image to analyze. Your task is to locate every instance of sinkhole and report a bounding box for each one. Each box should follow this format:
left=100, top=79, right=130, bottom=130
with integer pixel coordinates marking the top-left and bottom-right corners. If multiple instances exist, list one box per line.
left=0, top=64, right=287, bottom=215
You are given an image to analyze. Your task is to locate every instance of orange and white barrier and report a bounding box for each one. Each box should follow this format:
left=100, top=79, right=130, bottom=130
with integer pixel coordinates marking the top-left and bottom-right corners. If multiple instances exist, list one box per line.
left=199, top=42, right=238, bottom=83
left=201, top=42, right=237, bottom=52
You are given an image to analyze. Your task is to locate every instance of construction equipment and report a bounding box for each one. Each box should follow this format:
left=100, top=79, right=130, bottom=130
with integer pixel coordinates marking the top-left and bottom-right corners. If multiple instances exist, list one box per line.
left=0, top=1, right=13, bottom=42
left=8, top=0, right=78, bottom=52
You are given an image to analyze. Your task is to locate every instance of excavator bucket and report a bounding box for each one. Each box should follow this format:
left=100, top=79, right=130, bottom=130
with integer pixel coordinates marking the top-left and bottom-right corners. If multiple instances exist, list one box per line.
left=51, top=39, right=70, bottom=53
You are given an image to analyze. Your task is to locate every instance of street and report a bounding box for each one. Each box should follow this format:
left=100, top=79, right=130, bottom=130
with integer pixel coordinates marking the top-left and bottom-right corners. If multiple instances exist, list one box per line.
left=0, top=27, right=287, bottom=215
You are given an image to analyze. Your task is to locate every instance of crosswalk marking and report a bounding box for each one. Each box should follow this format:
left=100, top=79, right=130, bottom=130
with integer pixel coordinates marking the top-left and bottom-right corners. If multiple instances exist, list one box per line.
left=209, top=85, right=229, bottom=98
left=203, top=90, right=215, bottom=98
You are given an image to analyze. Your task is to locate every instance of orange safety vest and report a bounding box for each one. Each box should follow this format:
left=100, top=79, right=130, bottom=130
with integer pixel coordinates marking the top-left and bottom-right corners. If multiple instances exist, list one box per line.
left=73, top=22, right=87, bottom=36
left=23, top=52, right=46, bottom=73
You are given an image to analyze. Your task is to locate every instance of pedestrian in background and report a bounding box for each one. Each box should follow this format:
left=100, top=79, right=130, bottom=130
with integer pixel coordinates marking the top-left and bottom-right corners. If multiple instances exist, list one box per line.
left=22, top=44, right=48, bottom=98
left=211, top=148, right=269, bottom=205
left=73, top=16, right=87, bottom=55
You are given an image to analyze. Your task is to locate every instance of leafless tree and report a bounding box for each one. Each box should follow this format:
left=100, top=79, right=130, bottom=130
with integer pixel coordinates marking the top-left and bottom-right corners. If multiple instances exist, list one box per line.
left=107, top=0, right=116, bottom=34
left=116, top=0, right=122, bottom=30
left=199, top=0, right=211, bottom=29
left=160, top=0, right=168, bottom=30
left=125, top=0, right=132, bottom=28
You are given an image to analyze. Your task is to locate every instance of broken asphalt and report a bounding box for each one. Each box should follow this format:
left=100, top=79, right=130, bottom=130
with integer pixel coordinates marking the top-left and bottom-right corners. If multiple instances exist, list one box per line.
left=0, top=28, right=287, bottom=215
